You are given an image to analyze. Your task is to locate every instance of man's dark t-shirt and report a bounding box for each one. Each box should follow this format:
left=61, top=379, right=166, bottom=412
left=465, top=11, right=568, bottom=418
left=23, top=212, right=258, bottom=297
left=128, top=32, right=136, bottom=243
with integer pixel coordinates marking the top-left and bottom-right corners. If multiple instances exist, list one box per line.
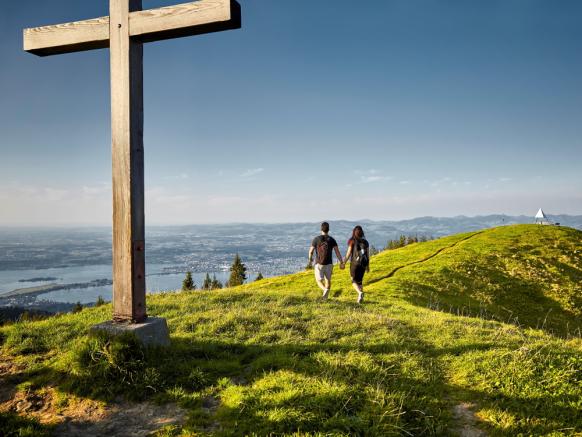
left=311, top=235, right=338, bottom=265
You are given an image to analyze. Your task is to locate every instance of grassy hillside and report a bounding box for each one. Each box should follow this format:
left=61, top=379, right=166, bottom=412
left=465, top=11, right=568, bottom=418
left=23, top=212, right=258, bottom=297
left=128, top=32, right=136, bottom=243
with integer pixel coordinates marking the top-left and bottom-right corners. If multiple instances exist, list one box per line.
left=0, top=225, right=581, bottom=436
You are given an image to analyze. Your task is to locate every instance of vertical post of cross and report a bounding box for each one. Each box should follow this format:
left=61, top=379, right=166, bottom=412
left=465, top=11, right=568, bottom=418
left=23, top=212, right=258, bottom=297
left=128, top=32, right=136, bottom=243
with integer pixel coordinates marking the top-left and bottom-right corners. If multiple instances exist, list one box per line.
left=110, top=0, right=146, bottom=323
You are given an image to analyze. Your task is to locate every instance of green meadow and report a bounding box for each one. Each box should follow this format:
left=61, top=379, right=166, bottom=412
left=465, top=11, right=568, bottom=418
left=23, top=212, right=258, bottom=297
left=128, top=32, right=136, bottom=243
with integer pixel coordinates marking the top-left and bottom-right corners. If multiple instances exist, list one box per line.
left=1, top=224, right=581, bottom=436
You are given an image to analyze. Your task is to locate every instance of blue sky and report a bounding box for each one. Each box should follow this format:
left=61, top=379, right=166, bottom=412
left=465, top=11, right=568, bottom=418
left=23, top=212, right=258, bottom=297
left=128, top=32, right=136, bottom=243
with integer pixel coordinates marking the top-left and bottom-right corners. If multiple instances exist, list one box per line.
left=1, top=0, right=581, bottom=225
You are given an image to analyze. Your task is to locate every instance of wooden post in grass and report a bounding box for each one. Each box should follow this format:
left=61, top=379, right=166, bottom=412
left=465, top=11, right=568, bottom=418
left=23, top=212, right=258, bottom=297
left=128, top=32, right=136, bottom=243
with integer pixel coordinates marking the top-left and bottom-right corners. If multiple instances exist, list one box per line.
left=24, top=1, right=241, bottom=329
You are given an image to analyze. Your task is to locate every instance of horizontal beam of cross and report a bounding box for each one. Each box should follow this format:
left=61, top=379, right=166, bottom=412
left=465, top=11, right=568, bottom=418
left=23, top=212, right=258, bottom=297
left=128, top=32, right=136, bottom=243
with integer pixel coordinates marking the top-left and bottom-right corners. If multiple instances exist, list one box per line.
left=23, top=0, right=241, bottom=56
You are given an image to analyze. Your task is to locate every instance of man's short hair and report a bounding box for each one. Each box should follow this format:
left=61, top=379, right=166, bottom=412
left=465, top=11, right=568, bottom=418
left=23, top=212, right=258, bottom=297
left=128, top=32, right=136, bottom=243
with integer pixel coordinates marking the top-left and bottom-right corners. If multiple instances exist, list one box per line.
left=321, top=222, right=330, bottom=233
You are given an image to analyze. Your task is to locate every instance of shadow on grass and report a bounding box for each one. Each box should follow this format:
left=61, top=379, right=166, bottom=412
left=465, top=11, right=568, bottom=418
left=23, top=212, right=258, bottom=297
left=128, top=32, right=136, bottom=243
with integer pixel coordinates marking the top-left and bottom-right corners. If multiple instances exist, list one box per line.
left=4, top=289, right=580, bottom=435
left=0, top=411, right=53, bottom=436
left=10, top=315, right=578, bottom=436
left=447, top=386, right=582, bottom=437
left=392, top=258, right=582, bottom=338
left=11, top=319, right=447, bottom=435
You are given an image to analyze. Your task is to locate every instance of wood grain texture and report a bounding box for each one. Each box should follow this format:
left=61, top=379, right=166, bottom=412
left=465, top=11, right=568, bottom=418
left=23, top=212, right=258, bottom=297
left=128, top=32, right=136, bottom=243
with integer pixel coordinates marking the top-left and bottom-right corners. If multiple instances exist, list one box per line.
left=23, top=16, right=110, bottom=56
left=23, top=0, right=240, bottom=56
left=130, top=0, right=241, bottom=43
left=110, top=0, right=147, bottom=323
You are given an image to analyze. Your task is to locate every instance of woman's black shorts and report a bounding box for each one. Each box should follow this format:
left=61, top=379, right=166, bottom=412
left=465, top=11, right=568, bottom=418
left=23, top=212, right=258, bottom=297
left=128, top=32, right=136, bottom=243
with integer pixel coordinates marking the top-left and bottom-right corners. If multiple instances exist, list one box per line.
left=350, top=263, right=366, bottom=286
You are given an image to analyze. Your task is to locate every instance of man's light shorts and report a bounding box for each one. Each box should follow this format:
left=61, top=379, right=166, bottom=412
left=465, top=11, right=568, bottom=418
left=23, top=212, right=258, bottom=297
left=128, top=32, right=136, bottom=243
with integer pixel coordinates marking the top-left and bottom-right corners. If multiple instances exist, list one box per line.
left=314, top=263, right=333, bottom=282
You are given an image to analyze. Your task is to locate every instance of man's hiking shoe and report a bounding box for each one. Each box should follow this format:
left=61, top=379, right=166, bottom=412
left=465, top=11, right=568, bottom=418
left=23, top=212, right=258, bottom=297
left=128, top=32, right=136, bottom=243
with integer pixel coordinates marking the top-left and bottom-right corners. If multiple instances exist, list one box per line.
left=322, top=289, right=330, bottom=299
left=357, top=292, right=364, bottom=304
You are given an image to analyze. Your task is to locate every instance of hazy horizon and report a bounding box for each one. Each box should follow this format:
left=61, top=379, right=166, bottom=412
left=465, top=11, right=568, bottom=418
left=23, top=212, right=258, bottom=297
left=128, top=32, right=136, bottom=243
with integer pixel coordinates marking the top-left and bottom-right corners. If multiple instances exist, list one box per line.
left=0, top=211, right=578, bottom=228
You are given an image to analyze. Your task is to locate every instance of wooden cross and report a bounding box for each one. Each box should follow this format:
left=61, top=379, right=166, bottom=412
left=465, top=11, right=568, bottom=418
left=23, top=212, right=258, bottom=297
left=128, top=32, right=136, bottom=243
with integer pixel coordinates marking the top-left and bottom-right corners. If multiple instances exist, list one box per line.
left=24, top=0, right=241, bottom=323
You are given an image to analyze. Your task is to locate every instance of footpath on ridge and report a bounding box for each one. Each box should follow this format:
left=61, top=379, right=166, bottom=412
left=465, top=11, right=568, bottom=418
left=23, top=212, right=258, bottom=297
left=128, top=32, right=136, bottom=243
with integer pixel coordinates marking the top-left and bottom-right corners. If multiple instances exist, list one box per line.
left=368, top=230, right=484, bottom=285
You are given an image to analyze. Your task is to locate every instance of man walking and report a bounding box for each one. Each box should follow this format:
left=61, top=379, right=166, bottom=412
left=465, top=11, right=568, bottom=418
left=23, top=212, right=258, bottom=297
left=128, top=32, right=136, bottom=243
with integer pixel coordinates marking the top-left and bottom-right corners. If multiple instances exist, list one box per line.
left=308, top=222, right=344, bottom=299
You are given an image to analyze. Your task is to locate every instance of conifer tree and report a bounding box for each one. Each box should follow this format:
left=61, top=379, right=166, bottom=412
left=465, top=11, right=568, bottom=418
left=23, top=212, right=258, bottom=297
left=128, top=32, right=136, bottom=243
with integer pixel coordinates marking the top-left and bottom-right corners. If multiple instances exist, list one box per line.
left=255, top=272, right=264, bottom=281
left=182, top=271, right=195, bottom=291
left=211, top=275, right=223, bottom=290
left=95, top=295, right=106, bottom=307
left=72, top=302, right=83, bottom=313
left=202, top=273, right=212, bottom=290
left=227, top=254, right=247, bottom=287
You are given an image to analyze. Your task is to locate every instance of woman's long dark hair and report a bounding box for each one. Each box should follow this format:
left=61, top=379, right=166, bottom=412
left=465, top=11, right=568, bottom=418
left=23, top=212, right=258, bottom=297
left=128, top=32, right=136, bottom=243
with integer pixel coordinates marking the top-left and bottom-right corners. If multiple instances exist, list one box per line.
left=351, top=225, right=365, bottom=241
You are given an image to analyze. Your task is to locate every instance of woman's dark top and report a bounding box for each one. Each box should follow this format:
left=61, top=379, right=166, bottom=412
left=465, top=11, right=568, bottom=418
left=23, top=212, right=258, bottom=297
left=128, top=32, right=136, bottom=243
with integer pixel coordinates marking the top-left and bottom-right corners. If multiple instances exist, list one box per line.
left=348, top=238, right=369, bottom=285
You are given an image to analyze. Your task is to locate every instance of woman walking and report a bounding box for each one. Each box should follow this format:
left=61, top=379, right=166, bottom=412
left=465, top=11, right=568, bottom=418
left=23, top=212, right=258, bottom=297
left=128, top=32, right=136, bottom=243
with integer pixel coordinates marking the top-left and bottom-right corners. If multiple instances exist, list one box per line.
left=344, top=225, right=370, bottom=303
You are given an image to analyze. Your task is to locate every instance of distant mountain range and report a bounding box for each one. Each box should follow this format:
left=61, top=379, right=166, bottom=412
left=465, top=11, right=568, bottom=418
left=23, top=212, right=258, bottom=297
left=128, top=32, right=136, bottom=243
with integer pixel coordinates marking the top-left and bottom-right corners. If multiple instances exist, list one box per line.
left=0, top=214, right=580, bottom=272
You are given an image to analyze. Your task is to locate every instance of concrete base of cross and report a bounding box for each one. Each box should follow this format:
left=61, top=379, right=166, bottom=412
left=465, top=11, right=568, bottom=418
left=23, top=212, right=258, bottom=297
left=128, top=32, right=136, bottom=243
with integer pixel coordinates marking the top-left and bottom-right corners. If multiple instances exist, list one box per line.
left=90, top=317, right=170, bottom=347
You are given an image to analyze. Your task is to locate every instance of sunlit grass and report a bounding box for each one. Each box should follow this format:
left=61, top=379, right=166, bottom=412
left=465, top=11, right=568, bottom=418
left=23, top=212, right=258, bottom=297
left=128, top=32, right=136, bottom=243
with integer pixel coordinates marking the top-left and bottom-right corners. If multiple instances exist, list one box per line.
left=1, top=225, right=581, bottom=436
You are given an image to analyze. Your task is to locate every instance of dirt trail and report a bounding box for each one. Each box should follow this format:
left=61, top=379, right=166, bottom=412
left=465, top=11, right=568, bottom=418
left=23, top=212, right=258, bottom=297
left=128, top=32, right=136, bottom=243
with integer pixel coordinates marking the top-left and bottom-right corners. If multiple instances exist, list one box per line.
left=1, top=355, right=186, bottom=437
left=368, top=231, right=484, bottom=285
left=452, top=402, right=487, bottom=436
left=55, top=400, right=186, bottom=437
